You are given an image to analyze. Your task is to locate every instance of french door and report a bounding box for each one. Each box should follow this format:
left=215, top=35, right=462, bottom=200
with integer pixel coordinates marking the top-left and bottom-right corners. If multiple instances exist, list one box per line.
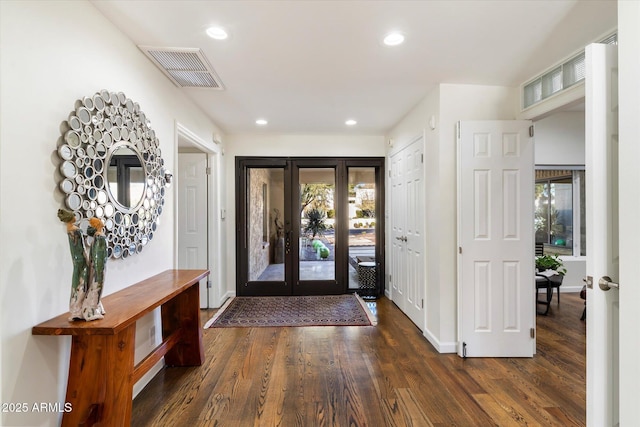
left=236, top=157, right=384, bottom=296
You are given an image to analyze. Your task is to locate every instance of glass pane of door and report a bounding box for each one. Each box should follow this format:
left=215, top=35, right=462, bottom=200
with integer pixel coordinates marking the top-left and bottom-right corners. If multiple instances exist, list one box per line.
left=248, top=168, right=285, bottom=282
left=347, top=167, right=377, bottom=290
left=299, top=168, right=335, bottom=281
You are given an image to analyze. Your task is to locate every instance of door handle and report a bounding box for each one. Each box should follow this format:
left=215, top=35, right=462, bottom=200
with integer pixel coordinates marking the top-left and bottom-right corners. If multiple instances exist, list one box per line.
left=285, top=230, right=292, bottom=254
left=598, top=276, right=619, bottom=291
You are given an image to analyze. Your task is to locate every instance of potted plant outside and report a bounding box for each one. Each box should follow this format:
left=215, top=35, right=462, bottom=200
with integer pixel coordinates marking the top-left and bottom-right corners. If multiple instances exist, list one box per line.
left=303, top=208, right=328, bottom=240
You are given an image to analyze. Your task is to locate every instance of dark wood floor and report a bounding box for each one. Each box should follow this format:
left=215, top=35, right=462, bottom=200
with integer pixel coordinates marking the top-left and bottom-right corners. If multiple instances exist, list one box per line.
left=132, top=292, right=586, bottom=426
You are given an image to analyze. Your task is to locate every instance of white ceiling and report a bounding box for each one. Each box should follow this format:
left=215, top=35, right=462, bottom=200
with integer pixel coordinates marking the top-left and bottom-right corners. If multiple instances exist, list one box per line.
left=90, top=0, right=616, bottom=135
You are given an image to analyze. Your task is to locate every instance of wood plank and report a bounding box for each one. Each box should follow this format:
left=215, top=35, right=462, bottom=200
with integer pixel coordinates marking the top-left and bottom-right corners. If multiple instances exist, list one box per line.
left=32, top=269, right=209, bottom=336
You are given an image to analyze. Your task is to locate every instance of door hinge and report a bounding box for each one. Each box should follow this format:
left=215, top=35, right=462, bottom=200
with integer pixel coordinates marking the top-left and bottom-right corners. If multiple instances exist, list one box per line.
left=206, top=167, right=211, bottom=175
left=421, top=299, right=424, bottom=309
left=421, top=153, right=424, bottom=163
left=529, top=125, right=534, bottom=137
left=456, top=122, right=461, bottom=139
left=530, top=328, right=535, bottom=338
left=207, top=280, right=212, bottom=289
left=458, top=246, right=462, bottom=254
left=388, top=169, right=391, bottom=177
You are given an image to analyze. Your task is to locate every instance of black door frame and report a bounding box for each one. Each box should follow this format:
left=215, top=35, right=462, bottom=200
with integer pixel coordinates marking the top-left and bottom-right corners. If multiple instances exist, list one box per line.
left=235, top=156, right=385, bottom=296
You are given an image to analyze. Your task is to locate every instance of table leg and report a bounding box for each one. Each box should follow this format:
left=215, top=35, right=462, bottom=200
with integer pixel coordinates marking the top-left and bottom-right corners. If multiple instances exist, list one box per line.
left=62, top=325, right=135, bottom=426
left=161, top=282, right=204, bottom=366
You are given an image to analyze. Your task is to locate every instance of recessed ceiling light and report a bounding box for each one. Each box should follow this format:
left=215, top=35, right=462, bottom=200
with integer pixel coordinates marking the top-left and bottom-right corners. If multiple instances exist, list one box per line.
left=383, top=32, right=405, bottom=46
left=345, top=119, right=357, bottom=126
left=256, top=119, right=268, bottom=125
left=206, top=26, right=228, bottom=40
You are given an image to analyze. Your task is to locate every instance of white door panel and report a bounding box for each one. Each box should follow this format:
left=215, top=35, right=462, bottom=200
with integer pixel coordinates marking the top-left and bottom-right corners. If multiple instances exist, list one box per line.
left=585, top=43, right=619, bottom=427
left=389, top=137, right=425, bottom=328
left=390, top=149, right=405, bottom=307
left=405, top=140, right=425, bottom=326
left=458, top=120, right=534, bottom=357
left=178, top=153, right=209, bottom=308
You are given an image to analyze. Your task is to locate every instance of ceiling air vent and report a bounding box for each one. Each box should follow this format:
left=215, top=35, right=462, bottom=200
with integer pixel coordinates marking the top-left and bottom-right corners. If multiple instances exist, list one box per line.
left=138, top=46, right=224, bottom=89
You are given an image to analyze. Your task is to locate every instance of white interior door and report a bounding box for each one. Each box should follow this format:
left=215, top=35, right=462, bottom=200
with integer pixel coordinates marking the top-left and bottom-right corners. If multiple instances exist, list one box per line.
left=404, top=139, right=425, bottom=328
left=458, top=120, right=534, bottom=357
left=389, top=137, right=425, bottom=328
left=585, top=43, right=619, bottom=427
left=389, top=147, right=406, bottom=311
left=178, top=152, right=209, bottom=308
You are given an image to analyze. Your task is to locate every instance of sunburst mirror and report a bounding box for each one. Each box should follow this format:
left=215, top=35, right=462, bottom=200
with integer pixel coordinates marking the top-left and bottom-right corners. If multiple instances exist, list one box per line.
left=57, top=90, right=167, bottom=259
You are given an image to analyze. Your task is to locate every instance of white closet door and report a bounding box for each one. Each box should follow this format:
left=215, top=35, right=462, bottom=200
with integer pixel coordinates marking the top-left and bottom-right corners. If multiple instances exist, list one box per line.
left=389, top=136, right=425, bottom=329
left=404, top=139, right=425, bottom=328
left=390, top=147, right=406, bottom=311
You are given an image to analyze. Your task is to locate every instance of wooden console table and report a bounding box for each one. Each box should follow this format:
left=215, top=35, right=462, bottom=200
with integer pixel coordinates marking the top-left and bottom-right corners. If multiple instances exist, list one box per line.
left=32, top=269, right=209, bottom=426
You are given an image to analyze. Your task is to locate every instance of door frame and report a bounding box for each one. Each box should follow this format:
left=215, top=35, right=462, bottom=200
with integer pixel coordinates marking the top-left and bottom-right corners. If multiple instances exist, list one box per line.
left=174, top=122, right=223, bottom=308
left=235, top=156, right=385, bottom=296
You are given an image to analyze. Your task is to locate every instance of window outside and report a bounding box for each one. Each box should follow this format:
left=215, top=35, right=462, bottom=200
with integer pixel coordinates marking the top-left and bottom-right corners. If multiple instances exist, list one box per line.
left=535, top=169, right=585, bottom=256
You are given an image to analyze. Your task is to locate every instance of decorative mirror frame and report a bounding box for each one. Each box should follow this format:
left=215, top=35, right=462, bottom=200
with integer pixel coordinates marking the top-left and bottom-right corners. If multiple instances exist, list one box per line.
left=57, top=90, right=167, bottom=259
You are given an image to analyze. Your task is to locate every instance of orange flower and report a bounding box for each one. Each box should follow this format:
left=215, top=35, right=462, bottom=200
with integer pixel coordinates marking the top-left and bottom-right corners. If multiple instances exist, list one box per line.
left=88, top=217, right=104, bottom=230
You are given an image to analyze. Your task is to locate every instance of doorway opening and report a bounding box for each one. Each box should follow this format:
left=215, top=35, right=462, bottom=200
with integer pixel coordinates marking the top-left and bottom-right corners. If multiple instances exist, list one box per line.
left=235, top=157, right=384, bottom=297
left=175, top=124, right=223, bottom=309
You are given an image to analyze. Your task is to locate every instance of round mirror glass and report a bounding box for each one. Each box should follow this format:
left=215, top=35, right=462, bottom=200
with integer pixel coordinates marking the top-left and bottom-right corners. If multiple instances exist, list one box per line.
left=61, top=161, right=77, bottom=179
left=59, top=145, right=73, bottom=160
left=67, top=193, right=82, bottom=210
left=106, top=145, right=146, bottom=210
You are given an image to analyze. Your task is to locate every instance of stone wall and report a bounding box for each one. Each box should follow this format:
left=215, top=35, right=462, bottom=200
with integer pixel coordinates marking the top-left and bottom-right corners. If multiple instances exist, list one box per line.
left=249, top=169, right=270, bottom=281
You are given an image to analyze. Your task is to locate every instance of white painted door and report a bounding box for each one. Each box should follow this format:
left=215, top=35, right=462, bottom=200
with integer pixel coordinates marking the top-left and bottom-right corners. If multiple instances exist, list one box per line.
left=389, top=147, right=406, bottom=311
left=585, top=43, right=619, bottom=427
left=178, top=152, right=209, bottom=308
left=458, top=120, right=534, bottom=357
left=404, top=139, right=425, bottom=327
left=389, top=136, right=425, bottom=328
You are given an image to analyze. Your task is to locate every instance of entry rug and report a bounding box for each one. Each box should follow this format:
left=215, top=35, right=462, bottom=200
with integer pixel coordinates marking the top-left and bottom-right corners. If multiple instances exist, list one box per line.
left=204, top=294, right=376, bottom=328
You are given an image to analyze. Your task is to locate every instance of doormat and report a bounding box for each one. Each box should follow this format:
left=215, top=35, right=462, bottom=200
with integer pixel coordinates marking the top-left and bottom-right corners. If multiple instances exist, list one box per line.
left=204, top=294, right=376, bottom=328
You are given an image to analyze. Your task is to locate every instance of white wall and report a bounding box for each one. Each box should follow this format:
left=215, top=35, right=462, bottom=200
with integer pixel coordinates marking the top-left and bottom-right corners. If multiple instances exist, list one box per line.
left=0, top=2, right=222, bottom=425
left=223, top=134, right=385, bottom=296
left=387, top=83, right=518, bottom=353
left=534, top=111, right=585, bottom=165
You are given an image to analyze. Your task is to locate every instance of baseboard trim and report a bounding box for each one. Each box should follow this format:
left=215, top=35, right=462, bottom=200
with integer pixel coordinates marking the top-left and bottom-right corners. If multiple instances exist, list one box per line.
left=213, top=291, right=235, bottom=309
left=423, top=328, right=457, bottom=353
